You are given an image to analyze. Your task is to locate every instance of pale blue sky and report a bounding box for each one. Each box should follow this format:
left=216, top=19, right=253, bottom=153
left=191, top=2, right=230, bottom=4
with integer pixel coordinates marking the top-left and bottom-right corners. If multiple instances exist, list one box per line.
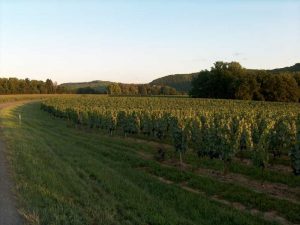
left=0, top=0, right=300, bottom=84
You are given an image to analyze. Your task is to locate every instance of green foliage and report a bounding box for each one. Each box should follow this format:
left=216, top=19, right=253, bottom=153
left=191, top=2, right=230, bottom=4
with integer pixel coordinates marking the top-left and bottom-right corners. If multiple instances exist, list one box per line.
left=170, top=117, right=190, bottom=162
left=252, top=120, right=274, bottom=171
left=269, top=117, right=296, bottom=159
left=291, top=116, right=300, bottom=175
left=105, top=83, right=179, bottom=96
left=0, top=77, right=62, bottom=94
left=41, top=95, right=300, bottom=175
left=190, top=62, right=300, bottom=102
left=240, top=121, right=253, bottom=151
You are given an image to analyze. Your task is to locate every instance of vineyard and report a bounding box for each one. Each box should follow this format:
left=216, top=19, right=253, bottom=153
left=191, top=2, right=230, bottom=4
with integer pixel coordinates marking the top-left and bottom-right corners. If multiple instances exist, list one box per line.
left=41, top=95, right=300, bottom=176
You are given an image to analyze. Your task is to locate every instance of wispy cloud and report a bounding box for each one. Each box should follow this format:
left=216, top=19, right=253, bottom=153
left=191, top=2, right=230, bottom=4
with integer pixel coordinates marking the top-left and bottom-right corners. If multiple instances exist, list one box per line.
left=233, top=52, right=243, bottom=57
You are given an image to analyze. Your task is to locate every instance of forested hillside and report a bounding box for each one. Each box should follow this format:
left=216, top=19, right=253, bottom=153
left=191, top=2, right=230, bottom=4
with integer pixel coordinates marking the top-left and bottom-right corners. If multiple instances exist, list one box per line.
left=151, top=63, right=300, bottom=94
left=271, top=63, right=300, bottom=73
left=62, top=74, right=197, bottom=94
left=60, top=80, right=112, bottom=93
left=150, top=73, right=199, bottom=93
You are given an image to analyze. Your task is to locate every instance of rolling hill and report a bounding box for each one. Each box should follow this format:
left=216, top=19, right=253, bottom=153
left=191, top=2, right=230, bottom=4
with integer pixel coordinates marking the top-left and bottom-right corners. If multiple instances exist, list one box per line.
left=59, top=63, right=300, bottom=94
left=60, top=80, right=113, bottom=93
left=149, top=72, right=199, bottom=93
left=270, top=63, right=300, bottom=73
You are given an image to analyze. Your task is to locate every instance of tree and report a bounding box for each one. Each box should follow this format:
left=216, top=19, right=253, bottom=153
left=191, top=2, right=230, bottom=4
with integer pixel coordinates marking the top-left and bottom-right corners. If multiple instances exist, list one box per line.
left=128, top=85, right=138, bottom=95
left=190, top=61, right=300, bottom=102
left=160, top=86, right=177, bottom=95
left=45, top=79, right=54, bottom=94
left=107, top=84, right=121, bottom=95
left=76, top=87, right=96, bottom=94
left=138, top=85, right=148, bottom=95
left=231, top=74, right=260, bottom=100
left=190, top=62, right=242, bottom=99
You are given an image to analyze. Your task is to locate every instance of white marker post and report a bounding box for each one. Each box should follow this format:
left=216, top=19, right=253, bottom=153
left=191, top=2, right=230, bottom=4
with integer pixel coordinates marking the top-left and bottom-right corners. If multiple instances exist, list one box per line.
left=19, top=113, right=22, bottom=125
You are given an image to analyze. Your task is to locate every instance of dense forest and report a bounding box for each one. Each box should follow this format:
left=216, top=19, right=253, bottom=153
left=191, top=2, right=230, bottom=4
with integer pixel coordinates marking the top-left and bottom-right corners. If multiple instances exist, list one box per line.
left=63, top=81, right=179, bottom=95
left=0, top=77, right=178, bottom=96
left=0, top=78, right=67, bottom=94
left=190, top=62, right=300, bottom=102
left=106, top=83, right=178, bottom=95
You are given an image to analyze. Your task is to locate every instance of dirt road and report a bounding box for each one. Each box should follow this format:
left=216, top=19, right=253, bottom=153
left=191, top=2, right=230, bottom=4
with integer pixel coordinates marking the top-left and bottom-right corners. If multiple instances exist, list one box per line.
left=0, top=102, right=26, bottom=225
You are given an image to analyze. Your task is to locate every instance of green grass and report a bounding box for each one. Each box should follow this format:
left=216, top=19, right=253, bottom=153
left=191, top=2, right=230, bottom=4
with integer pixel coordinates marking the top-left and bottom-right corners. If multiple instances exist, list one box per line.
left=0, top=94, right=50, bottom=104
left=121, top=136, right=300, bottom=188
left=81, top=123, right=300, bottom=188
left=0, top=102, right=293, bottom=225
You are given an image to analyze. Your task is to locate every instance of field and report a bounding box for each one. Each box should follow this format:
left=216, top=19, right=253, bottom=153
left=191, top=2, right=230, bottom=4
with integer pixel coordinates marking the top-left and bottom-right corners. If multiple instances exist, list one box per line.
left=0, top=94, right=51, bottom=104
left=0, top=96, right=299, bottom=225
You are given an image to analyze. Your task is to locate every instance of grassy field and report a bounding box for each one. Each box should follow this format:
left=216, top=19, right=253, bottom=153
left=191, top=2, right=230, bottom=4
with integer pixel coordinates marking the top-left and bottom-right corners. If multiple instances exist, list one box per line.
left=0, top=102, right=299, bottom=225
left=0, top=94, right=51, bottom=104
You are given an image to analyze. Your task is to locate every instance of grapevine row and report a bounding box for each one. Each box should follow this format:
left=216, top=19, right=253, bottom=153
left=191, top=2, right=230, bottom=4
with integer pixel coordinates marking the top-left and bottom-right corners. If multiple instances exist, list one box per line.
left=41, top=96, right=300, bottom=175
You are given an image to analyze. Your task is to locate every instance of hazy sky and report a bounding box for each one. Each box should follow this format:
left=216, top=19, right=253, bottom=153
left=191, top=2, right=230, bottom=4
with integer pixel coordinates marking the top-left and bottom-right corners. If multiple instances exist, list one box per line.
left=0, top=0, right=300, bottom=84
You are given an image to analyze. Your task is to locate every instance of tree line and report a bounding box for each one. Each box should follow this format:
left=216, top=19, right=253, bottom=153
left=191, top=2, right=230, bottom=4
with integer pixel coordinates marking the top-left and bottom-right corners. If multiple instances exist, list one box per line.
left=0, top=77, right=179, bottom=96
left=106, top=83, right=178, bottom=95
left=0, top=78, right=68, bottom=94
left=190, top=62, right=300, bottom=102
left=76, top=83, right=178, bottom=95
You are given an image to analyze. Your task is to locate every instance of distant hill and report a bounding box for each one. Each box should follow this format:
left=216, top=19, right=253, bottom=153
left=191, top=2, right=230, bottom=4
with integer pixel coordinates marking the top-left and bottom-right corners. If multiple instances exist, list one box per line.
left=150, top=72, right=199, bottom=93
left=270, top=63, right=300, bottom=73
left=60, top=80, right=113, bottom=93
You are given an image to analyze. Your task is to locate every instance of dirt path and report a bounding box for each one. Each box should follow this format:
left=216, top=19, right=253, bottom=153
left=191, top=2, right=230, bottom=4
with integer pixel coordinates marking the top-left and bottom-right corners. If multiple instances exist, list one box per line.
left=0, top=101, right=31, bottom=225
left=0, top=141, right=23, bottom=225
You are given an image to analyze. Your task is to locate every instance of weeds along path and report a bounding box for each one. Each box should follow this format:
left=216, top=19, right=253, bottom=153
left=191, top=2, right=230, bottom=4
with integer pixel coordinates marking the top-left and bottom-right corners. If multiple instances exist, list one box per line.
left=0, top=101, right=30, bottom=225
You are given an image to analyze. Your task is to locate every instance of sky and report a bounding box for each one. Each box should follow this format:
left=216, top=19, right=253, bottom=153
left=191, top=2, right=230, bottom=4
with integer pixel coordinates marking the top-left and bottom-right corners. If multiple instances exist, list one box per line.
left=0, top=0, right=300, bottom=84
